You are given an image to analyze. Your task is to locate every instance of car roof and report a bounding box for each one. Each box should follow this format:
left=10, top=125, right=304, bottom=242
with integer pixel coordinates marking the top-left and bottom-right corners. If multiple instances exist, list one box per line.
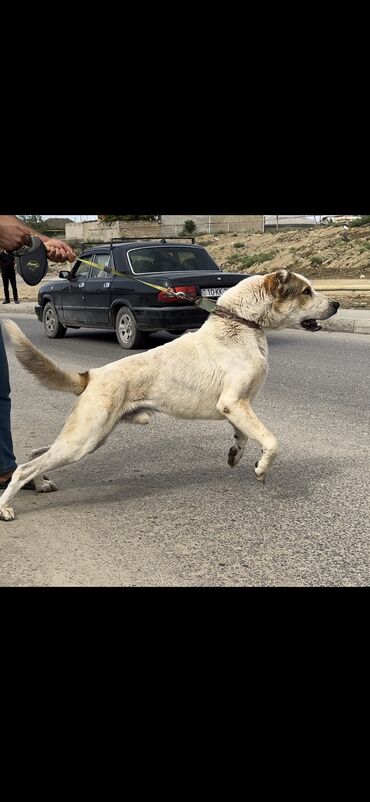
left=81, top=240, right=205, bottom=254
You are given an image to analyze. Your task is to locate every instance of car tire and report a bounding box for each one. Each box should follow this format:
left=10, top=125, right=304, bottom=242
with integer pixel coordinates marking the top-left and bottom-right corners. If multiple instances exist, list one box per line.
left=115, top=307, right=147, bottom=349
left=43, top=302, right=67, bottom=339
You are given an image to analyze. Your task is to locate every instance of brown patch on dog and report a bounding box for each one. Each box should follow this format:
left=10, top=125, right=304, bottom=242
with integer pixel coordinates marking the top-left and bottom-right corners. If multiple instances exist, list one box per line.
left=264, top=272, right=281, bottom=298
left=78, top=371, right=90, bottom=391
left=264, top=270, right=310, bottom=304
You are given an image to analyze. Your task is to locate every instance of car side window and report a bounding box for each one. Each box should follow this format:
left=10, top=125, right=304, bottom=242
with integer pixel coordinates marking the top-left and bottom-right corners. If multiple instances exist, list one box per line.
left=90, top=253, right=111, bottom=279
left=73, top=257, right=92, bottom=281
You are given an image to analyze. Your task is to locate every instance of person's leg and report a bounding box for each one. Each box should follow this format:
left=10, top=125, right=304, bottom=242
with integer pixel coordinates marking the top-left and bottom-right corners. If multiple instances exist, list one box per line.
left=1, top=271, right=10, bottom=303
left=9, top=268, right=18, bottom=303
left=0, top=324, right=17, bottom=480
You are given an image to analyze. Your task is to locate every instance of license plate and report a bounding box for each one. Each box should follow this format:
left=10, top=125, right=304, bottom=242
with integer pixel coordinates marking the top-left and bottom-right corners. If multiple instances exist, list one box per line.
left=201, top=287, right=228, bottom=298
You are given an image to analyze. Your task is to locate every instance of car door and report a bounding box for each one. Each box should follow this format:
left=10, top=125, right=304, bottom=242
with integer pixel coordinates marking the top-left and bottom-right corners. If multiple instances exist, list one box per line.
left=84, top=251, right=112, bottom=325
left=60, top=258, right=91, bottom=324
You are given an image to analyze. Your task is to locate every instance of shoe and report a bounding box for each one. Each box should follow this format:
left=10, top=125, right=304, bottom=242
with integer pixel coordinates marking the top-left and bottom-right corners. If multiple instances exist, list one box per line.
left=14, top=300, right=20, bottom=304
left=2, top=300, right=10, bottom=304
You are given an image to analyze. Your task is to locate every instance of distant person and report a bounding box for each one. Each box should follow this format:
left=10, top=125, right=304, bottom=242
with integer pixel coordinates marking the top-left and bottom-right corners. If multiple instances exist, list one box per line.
left=0, top=249, right=19, bottom=304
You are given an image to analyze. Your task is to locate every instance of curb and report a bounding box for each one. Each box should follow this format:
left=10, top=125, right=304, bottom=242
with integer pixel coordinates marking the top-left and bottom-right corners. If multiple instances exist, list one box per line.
left=1, top=303, right=370, bottom=335
left=320, top=318, right=370, bottom=335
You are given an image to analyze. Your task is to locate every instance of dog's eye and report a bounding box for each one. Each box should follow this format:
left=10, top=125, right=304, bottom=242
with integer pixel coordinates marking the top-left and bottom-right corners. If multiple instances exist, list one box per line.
left=302, top=287, right=311, bottom=295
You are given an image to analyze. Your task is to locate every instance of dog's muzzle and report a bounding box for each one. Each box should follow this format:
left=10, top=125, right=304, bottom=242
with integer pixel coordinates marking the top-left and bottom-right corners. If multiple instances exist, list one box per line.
left=300, top=301, right=340, bottom=332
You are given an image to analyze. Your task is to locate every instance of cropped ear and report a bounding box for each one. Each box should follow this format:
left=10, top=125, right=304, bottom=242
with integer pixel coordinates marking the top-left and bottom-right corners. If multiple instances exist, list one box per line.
left=264, top=269, right=293, bottom=298
left=275, top=269, right=291, bottom=290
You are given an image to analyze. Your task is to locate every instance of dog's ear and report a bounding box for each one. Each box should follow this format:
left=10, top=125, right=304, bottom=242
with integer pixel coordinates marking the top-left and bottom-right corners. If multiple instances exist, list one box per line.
left=264, top=269, right=293, bottom=298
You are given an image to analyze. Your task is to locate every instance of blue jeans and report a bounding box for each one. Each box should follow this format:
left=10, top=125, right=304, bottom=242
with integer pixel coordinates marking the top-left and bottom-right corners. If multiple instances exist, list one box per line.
left=0, top=323, right=17, bottom=475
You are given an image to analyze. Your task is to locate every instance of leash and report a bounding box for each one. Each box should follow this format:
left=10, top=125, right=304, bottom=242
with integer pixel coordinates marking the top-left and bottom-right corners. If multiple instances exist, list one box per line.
left=13, top=237, right=260, bottom=329
left=77, top=255, right=260, bottom=328
left=78, top=257, right=261, bottom=329
left=77, top=255, right=188, bottom=297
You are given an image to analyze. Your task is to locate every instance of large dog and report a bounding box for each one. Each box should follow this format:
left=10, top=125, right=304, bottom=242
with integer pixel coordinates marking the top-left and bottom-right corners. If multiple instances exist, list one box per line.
left=0, top=270, right=339, bottom=521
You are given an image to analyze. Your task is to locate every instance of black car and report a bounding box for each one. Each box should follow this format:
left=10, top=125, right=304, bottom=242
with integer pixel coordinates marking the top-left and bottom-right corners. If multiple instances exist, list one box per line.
left=35, top=238, right=249, bottom=349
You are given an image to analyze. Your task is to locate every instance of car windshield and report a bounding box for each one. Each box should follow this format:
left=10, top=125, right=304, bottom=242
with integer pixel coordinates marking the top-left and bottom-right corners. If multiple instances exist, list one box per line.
left=125, top=246, right=219, bottom=274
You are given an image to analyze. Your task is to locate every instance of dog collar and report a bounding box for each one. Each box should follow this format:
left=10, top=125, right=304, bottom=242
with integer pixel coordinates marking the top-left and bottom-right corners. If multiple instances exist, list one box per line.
left=195, top=296, right=261, bottom=330
left=212, top=307, right=261, bottom=330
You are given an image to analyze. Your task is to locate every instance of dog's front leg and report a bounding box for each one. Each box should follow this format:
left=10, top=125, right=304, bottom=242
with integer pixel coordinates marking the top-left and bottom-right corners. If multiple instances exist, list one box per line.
left=228, top=426, right=248, bottom=468
left=217, top=395, right=278, bottom=482
left=29, top=447, right=58, bottom=492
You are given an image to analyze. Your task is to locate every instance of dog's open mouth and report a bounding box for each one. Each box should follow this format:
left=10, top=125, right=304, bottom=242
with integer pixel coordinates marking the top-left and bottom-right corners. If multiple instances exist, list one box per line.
left=301, top=318, right=322, bottom=332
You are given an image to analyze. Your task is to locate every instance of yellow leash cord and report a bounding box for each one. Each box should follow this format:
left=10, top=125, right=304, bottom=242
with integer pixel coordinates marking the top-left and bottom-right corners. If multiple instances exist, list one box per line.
left=76, top=256, right=182, bottom=296
left=74, top=255, right=217, bottom=310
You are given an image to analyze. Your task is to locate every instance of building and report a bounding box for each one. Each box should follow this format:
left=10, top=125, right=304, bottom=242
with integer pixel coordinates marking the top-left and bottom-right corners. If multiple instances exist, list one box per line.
left=43, top=218, right=73, bottom=238
left=264, top=215, right=317, bottom=231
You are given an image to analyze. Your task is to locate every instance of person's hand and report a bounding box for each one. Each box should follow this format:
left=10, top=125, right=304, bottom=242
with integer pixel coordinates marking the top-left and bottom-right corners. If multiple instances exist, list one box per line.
left=0, top=220, right=32, bottom=252
left=44, top=239, right=76, bottom=263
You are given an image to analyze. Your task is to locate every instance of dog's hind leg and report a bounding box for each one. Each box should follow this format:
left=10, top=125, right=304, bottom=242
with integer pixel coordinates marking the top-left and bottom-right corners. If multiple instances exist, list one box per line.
left=217, top=396, right=278, bottom=482
left=0, top=402, right=120, bottom=521
left=227, top=426, right=248, bottom=468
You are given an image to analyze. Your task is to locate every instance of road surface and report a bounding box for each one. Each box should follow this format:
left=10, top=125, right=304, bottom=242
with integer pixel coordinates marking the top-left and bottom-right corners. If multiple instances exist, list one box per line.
left=1, top=316, right=369, bottom=586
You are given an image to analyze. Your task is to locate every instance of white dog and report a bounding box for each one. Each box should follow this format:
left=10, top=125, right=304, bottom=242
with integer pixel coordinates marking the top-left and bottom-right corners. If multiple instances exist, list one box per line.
left=0, top=270, right=339, bottom=521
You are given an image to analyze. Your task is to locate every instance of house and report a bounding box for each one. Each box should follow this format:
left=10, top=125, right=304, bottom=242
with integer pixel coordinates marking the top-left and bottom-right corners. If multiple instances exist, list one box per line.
left=321, top=215, right=362, bottom=225
left=43, top=218, right=74, bottom=238
left=263, top=215, right=317, bottom=231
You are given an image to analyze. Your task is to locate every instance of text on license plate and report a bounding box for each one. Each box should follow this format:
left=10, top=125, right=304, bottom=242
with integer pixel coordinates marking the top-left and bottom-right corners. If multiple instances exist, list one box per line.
left=201, top=287, right=228, bottom=298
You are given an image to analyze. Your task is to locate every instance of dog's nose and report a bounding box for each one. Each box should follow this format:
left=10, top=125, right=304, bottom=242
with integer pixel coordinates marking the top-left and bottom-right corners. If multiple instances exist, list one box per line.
left=332, top=301, right=340, bottom=310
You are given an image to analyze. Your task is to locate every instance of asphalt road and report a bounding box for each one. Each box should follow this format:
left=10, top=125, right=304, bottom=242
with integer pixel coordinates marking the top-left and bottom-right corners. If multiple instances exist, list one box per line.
left=1, top=315, right=369, bottom=586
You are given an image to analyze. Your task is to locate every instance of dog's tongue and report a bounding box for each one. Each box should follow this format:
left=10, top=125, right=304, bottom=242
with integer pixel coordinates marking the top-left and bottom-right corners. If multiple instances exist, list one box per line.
left=301, top=318, right=322, bottom=332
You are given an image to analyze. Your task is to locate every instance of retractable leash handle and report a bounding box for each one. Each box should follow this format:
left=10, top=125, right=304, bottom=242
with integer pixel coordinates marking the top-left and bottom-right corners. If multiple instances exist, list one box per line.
left=14, top=235, right=49, bottom=286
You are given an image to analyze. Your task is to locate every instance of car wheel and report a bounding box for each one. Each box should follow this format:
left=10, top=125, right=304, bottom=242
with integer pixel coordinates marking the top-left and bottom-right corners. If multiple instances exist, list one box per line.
left=43, top=302, right=67, bottom=338
left=115, top=307, right=146, bottom=349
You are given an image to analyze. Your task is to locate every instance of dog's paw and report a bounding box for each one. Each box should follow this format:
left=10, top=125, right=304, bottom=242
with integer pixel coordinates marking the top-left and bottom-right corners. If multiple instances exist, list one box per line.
left=254, top=461, right=267, bottom=483
left=228, top=445, right=242, bottom=468
left=0, top=505, right=16, bottom=521
left=36, top=478, right=58, bottom=493
left=133, top=412, right=150, bottom=425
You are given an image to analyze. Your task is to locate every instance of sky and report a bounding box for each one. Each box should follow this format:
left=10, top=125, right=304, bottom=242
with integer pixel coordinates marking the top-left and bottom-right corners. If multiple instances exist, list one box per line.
left=41, top=215, right=96, bottom=222
left=43, top=214, right=322, bottom=222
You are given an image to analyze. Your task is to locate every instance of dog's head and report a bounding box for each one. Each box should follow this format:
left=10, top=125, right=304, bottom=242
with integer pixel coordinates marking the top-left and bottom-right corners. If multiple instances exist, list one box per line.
left=262, top=270, right=339, bottom=331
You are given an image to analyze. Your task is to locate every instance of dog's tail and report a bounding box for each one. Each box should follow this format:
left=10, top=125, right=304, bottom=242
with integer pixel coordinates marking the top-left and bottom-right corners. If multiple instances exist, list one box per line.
left=2, top=319, right=89, bottom=395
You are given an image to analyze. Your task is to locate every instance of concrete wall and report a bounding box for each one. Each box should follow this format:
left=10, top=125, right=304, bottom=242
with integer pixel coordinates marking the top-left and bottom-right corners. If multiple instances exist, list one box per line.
left=65, top=219, right=162, bottom=242
left=65, top=216, right=264, bottom=242
left=161, top=215, right=263, bottom=236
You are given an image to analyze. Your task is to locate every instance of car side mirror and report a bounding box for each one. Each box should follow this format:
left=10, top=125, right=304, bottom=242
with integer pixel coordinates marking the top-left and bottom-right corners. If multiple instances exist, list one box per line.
left=59, top=270, right=71, bottom=279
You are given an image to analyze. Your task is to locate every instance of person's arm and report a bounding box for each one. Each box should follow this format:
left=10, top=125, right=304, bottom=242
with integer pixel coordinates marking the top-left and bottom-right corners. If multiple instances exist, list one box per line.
left=0, top=215, right=75, bottom=263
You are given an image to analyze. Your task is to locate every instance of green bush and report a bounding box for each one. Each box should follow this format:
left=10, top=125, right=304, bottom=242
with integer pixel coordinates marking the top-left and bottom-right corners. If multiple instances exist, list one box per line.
left=233, top=242, right=245, bottom=249
left=349, top=215, right=370, bottom=228
left=182, top=220, right=197, bottom=235
left=310, top=256, right=323, bottom=266
left=228, top=251, right=276, bottom=269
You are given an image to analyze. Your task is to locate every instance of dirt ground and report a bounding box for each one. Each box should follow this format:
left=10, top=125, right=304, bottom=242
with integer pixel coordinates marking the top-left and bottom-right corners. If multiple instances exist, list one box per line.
left=197, top=223, right=370, bottom=279
left=197, top=223, right=370, bottom=309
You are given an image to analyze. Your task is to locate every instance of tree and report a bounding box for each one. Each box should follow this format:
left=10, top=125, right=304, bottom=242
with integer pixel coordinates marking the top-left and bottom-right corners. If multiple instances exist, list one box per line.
left=99, top=214, right=160, bottom=225
left=181, top=219, right=197, bottom=235
left=18, top=214, right=49, bottom=234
